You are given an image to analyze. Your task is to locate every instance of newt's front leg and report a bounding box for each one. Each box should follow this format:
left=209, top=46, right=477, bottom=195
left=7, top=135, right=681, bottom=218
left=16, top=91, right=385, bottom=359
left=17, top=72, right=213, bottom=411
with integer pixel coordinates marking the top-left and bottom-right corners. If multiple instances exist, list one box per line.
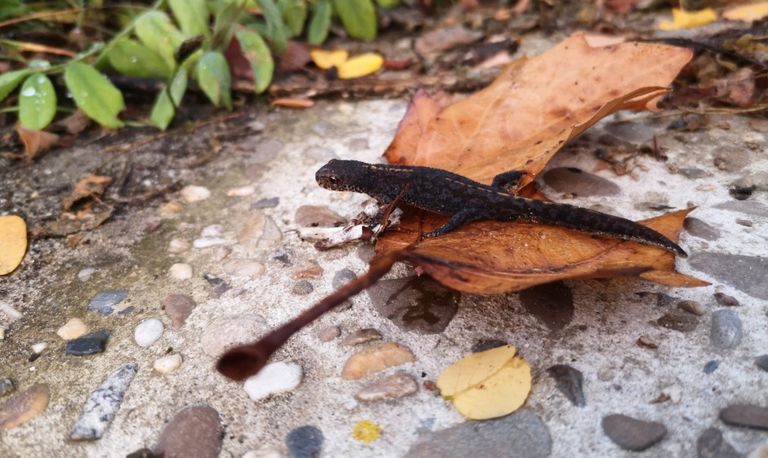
left=424, top=210, right=479, bottom=238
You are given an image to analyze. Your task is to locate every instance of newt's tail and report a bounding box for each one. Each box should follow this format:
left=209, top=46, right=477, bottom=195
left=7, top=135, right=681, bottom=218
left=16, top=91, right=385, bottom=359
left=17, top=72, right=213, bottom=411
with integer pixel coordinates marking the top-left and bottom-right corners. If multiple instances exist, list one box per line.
left=521, top=200, right=688, bottom=257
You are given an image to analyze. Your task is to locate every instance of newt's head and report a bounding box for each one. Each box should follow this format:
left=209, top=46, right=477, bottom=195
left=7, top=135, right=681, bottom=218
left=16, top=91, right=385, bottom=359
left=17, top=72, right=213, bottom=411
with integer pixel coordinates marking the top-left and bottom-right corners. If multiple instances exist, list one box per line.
left=315, top=159, right=369, bottom=193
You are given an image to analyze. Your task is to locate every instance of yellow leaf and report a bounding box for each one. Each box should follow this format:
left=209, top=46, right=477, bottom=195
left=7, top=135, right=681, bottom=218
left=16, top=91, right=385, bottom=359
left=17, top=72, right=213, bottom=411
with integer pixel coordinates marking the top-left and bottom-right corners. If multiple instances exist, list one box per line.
left=659, top=8, right=717, bottom=30
left=723, top=2, right=768, bottom=22
left=437, top=345, right=532, bottom=420
left=351, top=420, right=381, bottom=444
left=0, top=215, right=27, bottom=275
left=338, top=53, right=383, bottom=79
left=310, top=49, right=349, bottom=70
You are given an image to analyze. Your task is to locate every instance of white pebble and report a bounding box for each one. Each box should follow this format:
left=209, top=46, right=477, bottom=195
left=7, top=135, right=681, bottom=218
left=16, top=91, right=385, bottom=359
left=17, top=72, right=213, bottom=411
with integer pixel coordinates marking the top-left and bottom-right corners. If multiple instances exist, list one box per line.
left=77, top=268, right=96, bottom=281
left=227, top=186, right=256, bottom=197
left=201, top=225, right=224, bottom=238
left=57, top=318, right=88, bottom=340
left=168, top=238, right=191, bottom=254
left=134, top=318, right=164, bottom=347
left=223, top=260, right=265, bottom=277
left=242, top=447, right=285, bottom=458
left=31, top=342, right=47, bottom=354
left=0, top=302, right=22, bottom=321
left=153, top=354, right=182, bottom=374
left=193, top=237, right=233, bottom=248
left=243, top=362, right=302, bottom=401
left=169, top=263, right=192, bottom=280
left=180, top=185, right=211, bottom=203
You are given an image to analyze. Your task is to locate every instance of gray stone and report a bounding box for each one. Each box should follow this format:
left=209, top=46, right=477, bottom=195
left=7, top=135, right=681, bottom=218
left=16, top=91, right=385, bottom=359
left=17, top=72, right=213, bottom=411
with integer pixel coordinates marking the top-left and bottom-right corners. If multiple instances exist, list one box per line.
left=70, top=363, right=138, bottom=440
left=755, top=355, right=768, bottom=372
left=292, top=281, right=313, bottom=296
left=251, top=197, right=279, bottom=209
left=154, top=406, right=222, bottom=458
left=87, top=290, right=127, bottom=316
left=286, top=425, right=324, bottom=458
left=355, top=372, right=418, bottom=402
left=520, top=282, right=574, bottom=331
left=714, top=200, right=768, bottom=218
left=714, top=292, right=740, bottom=307
left=720, top=404, right=768, bottom=431
left=0, top=378, right=14, bottom=397
left=678, top=300, right=706, bottom=316
left=713, top=148, right=750, bottom=172
left=657, top=309, right=699, bottom=332
left=547, top=364, right=586, bottom=407
left=541, top=167, right=621, bottom=197
left=710, top=309, right=743, bottom=349
left=342, top=328, right=382, bottom=346
left=684, top=218, right=721, bottom=241
left=601, top=414, right=667, bottom=451
left=367, top=277, right=459, bottom=334
left=696, top=427, right=740, bottom=458
left=689, top=252, right=768, bottom=300
left=678, top=167, right=710, bottom=179
left=471, top=339, right=508, bottom=353
left=65, top=330, right=110, bottom=356
left=704, top=360, right=720, bottom=374
left=732, top=171, right=768, bottom=192
left=332, top=268, right=357, bottom=290
left=406, top=410, right=552, bottom=458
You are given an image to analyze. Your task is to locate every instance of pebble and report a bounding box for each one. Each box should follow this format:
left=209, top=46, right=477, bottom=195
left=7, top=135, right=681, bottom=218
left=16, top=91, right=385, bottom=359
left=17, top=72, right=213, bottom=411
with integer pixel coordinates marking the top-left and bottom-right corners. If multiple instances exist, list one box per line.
left=292, top=260, right=323, bottom=279
left=710, top=309, right=743, bottom=349
left=472, top=339, right=508, bottom=353
left=367, top=277, right=460, bottom=334
left=77, top=268, right=96, bottom=282
left=755, top=355, right=768, bottom=372
left=227, top=185, right=256, bottom=197
left=406, top=410, right=551, bottom=458
left=714, top=199, right=768, bottom=218
left=519, top=282, right=574, bottom=331
left=720, top=404, right=768, bottom=431
left=201, top=314, right=267, bottom=356
left=223, top=259, right=266, bottom=277
left=244, top=362, right=303, bottom=401
left=179, top=185, right=211, bottom=203
left=155, top=405, right=222, bottom=458
left=541, top=167, right=621, bottom=197
left=696, top=427, right=740, bottom=458
left=87, top=290, right=127, bottom=316
left=70, top=363, right=138, bottom=440
left=285, top=425, right=323, bottom=458
left=203, top=272, right=230, bottom=296
left=65, top=330, right=110, bottom=356
left=193, top=237, right=233, bottom=248
left=238, top=213, right=283, bottom=253
left=210, top=246, right=231, bottom=262
left=168, top=238, right=191, bottom=254
left=713, top=148, right=750, bottom=172
left=294, top=205, right=345, bottom=227
left=714, top=292, right=740, bottom=307
left=169, top=263, right=193, bottom=280
left=160, top=200, right=184, bottom=216
left=689, top=252, right=768, bottom=300
left=657, top=310, right=699, bottom=332
left=153, top=354, right=182, bottom=374
left=342, top=342, right=416, bottom=380
left=678, top=167, right=709, bottom=179
left=342, top=328, right=383, bottom=346
left=134, top=319, right=164, bottom=347
left=547, top=364, right=586, bottom=407
left=31, top=342, right=47, bottom=354
left=355, top=372, right=418, bottom=402
left=316, top=325, right=340, bottom=342
left=704, top=360, right=720, bottom=374
left=332, top=268, right=357, bottom=289
left=0, top=378, right=14, bottom=397
left=601, top=414, right=667, bottom=451
left=637, top=335, right=660, bottom=349
left=242, top=446, right=286, bottom=458
left=684, top=217, right=721, bottom=241
left=57, top=318, right=88, bottom=340
left=0, top=384, right=49, bottom=431
left=292, top=281, right=314, bottom=295
left=251, top=197, right=279, bottom=209
left=0, top=302, right=22, bottom=321
left=162, top=294, right=196, bottom=329
left=677, top=300, right=706, bottom=316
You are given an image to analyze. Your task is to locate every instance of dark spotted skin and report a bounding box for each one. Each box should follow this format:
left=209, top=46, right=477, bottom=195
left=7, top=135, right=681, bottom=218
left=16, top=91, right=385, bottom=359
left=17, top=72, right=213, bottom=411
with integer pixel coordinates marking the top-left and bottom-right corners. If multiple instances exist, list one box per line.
left=316, top=159, right=687, bottom=257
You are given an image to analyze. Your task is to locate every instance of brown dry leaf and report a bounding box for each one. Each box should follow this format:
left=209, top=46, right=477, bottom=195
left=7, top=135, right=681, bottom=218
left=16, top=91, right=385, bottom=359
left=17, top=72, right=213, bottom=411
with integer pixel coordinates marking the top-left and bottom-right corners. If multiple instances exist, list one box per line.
left=0, top=215, right=27, bottom=275
left=271, top=98, right=314, bottom=108
left=63, top=175, right=113, bottom=211
left=33, top=202, right=114, bottom=238
left=16, top=126, right=60, bottom=162
left=0, top=384, right=49, bottom=431
left=377, top=209, right=707, bottom=294
left=384, top=33, right=693, bottom=188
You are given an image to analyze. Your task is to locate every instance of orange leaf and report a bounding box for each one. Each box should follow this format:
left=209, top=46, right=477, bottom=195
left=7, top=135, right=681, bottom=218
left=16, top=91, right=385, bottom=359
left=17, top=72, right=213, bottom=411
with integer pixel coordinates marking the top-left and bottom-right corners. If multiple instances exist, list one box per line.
left=271, top=97, right=314, bottom=108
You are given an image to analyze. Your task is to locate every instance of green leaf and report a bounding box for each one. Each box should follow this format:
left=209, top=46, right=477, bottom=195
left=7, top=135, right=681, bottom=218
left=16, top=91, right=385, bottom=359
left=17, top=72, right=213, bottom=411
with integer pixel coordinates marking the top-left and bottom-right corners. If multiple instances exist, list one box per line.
left=196, top=51, right=231, bottom=109
left=134, top=11, right=185, bottom=68
left=235, top=29, right=273, bottom=94
left=64, top=62, right=124, bottom=128
left=107, top=39, right=172, bottom=78
left=0, top=69, right=31, bottom=103
left=257, top=0, right=289, bottom=54
left=150, top=68, right=188, bottom=130
left=307, top=0, right=331, bottom=45
left=211, top=0, right=244, bottom=50
left=277, top=0, right=306, bottom=37
left=169, top=0, right=210, bottom=38
left=333, top=0, right=377, bottom=41
left=18, top=73, right=56, bottom=130
left=376, top=0, right=399, bottom=7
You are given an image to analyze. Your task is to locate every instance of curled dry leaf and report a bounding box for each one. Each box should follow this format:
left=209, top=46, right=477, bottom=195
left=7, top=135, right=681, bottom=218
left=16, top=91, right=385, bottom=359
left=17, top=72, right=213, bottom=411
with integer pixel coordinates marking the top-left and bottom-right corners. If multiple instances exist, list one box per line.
left=271, top=98, right=314, bottom=108
left=16, top=126, right=59, bottom=162
left=0, top=215, right=28, bottom=275
left=437, top=345, right=531, bottom=420
left=63, top=175, right=113, bottom=211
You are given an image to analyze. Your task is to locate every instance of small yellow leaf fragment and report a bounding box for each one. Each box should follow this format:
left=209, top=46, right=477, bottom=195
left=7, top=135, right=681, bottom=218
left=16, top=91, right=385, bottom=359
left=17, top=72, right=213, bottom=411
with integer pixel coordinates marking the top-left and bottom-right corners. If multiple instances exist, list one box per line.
left=338, top=53, right=384, bottom=79
left=723, top=2, right=768, bottom=22
left=351, top=420, right=381, bottom=444
left=0, top=215, right=28, bottom=275
left=659, top=8, right=717, bottom=31
left=310, top=49, right=349, bottom=70
left=437, top=345, right=532, bottom=420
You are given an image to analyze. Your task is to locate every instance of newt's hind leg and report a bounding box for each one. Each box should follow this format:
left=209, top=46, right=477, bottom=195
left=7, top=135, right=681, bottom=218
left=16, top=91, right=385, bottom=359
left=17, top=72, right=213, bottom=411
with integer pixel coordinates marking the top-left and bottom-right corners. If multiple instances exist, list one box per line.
left=424, top=210, right=478, bottom=238
left=491, top=170, right=527, bottom=194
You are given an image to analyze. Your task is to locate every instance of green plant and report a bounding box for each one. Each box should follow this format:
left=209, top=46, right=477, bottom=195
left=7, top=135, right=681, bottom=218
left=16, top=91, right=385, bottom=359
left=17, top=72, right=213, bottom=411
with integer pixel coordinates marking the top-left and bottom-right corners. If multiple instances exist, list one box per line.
left=0, top=0, right=395, bottom=133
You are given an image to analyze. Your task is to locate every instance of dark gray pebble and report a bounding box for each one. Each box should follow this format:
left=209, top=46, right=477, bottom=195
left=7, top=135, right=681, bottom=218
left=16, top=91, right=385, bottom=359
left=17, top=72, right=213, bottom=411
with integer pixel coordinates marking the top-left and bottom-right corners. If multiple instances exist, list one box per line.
left=710, top=310, right=743, bottom=349
left=87, top=290, right=127, bottom=316
left=251, top=197, right=279, bottom=209
left=547, top=364, right=586, bottom=407
left=203, top=273, right=230, bottom=297
left=714, top=292, right=740, bottom=307
left=332, top=268, right=356, bottom=290
left=720, top=404, right=768, bottom=431
left=70, top=363, right=138, bottom=440
left=65, top=330, right=110, bottom=356
left=755, top=355, right=768, bottom=372
left=292, top=281, right=314, bottom=296
left=471, top=339, right=508, bottom=353
left=689, top=252, right=768, bottom=300
left=657, top=310, right=699, bottom=333
left=601, top=414, right=667, bottom=451
left=696, top=427, right=740, bottom=458
left=286, top=425, right=324, bottom=458
left=0, top=378, right=15, bottom=397
left=704, top=360, right=720, bottom=374
left=519, top=282, right=574, bottom=331
left=684, top=217, right=721, bottom=241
